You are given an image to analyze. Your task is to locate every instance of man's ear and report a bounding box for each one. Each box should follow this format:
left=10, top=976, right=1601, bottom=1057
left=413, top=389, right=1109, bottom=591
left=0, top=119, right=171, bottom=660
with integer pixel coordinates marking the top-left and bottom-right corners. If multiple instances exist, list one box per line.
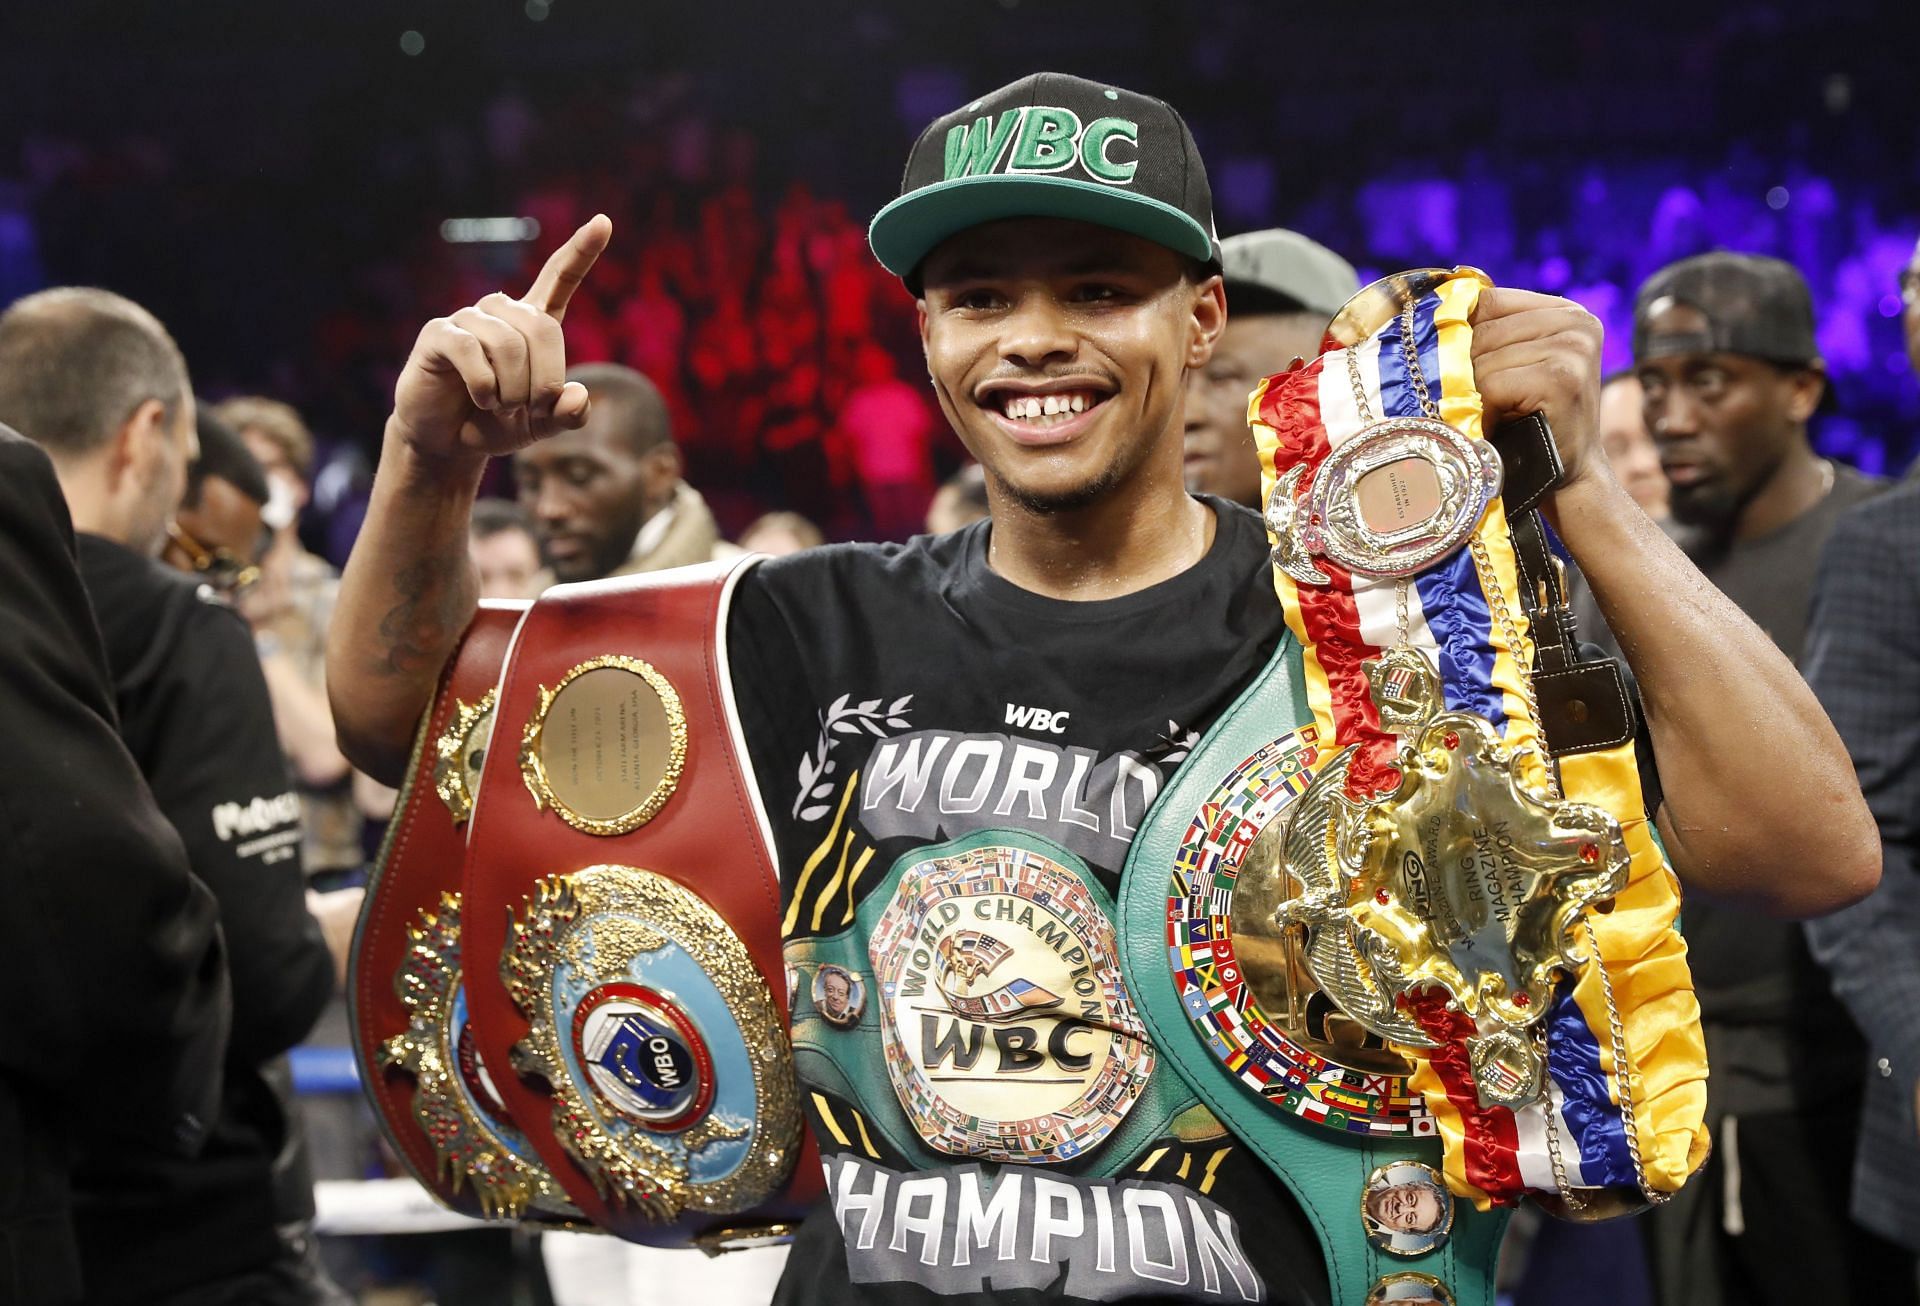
left=109, top=397, right=170, bottom=491
left=1187, top=274, right=1227, bottom=369
left=1784, top=368, right=1826, bottom=424
left=640, top=442, right=684, bottom=504
left=916, top=299, right=932, bottom=370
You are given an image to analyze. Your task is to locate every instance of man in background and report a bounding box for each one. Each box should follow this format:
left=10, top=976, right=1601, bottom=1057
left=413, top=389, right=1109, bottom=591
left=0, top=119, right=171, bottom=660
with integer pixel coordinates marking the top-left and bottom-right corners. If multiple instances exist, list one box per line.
left=469, top=496, right=547, bottom=600
left=924, top=462, right=988, bottom=533
left=216, top=395, right=359, bottom=886
left=163, top=408, right=273, bottom=600
left=164, top=411, right=365, bottom=981
left=1803, top=233, right=1920, bottom=1272
left=1599, top=371, right=1670, bottom=521
left=1630, top=252, right=1905, bottom=1306
left=0, top=411, right=229, bottom=1304
left=0, top=288, right=342, bottom=1305
left=515, top=360, right=735, bottom=578
left=1183, top=228, right=1359, bottom=508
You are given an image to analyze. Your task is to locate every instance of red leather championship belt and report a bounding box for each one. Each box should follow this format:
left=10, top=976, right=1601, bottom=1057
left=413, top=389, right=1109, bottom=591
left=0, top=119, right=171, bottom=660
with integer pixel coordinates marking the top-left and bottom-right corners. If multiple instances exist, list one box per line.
left=350, top=599, right=587, bottom=1222
left=459, top=557, right=818, bottom=1250
left=350, top=559, right=819, bottom=1250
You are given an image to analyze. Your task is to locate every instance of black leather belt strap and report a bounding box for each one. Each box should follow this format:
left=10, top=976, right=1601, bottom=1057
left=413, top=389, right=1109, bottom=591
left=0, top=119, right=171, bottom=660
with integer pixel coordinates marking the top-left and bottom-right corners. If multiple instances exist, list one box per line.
left=1491, top=415, right=1634, bottom=757
left=1488, top=412, right=1562, bottom=519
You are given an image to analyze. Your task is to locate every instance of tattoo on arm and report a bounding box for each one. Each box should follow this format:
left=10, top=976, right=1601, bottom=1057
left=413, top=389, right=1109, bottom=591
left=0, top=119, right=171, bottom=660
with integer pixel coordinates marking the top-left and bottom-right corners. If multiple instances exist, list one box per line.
left=374, top=554, right=468, bottom=676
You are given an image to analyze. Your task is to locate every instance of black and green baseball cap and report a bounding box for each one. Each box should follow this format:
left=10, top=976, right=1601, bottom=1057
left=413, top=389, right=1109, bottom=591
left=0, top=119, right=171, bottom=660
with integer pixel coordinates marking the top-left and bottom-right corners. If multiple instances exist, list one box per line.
left=868, top=72, right=1221, bottom=285
left=1633, top=251, right=1838, bottom=411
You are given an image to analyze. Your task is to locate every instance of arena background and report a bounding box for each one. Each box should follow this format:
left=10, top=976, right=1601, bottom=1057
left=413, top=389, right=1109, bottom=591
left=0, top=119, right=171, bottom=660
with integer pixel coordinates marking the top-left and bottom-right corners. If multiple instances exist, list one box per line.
left=2, top=0, right=1917, bottom=547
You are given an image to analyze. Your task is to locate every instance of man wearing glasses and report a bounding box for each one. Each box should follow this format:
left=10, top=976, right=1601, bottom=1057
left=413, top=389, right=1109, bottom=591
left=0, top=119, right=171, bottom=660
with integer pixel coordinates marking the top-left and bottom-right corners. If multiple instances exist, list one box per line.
left=163, top=408, right=275, bottom=599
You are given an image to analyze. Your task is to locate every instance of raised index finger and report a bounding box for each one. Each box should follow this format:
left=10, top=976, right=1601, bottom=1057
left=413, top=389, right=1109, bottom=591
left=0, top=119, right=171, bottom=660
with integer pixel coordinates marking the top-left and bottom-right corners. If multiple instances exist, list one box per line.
left=525, top=214, right=612, bottom=321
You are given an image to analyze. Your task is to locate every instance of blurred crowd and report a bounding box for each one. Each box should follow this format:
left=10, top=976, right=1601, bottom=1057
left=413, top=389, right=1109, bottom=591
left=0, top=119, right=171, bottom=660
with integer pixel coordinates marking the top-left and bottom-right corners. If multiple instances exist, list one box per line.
left=12, top=41, right=1918, bottom=557
left=6, top=206, right=1919, bottom=1303
left=280, top=102, right=1920, bottom=553
left=3, top=22, right=1920, bottom=1303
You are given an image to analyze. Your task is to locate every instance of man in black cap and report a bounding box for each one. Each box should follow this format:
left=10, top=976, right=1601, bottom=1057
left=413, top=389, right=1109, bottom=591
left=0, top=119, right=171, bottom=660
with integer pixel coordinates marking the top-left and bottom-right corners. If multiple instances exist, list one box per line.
left=1634, top=252, right=1880, bottom=661
left=1183, top=229, right=1358, bottom=508
left=1631, top=253, right=1906, bottom=1306
left=327, top=74, right=1879, bottom=1304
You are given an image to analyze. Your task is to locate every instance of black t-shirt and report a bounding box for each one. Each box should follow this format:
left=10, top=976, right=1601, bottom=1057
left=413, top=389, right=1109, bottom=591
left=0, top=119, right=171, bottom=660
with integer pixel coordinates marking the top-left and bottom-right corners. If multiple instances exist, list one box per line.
left=71, top=534, right=335, bottom=1299
left=731, top=500, right=1329, bottom=1306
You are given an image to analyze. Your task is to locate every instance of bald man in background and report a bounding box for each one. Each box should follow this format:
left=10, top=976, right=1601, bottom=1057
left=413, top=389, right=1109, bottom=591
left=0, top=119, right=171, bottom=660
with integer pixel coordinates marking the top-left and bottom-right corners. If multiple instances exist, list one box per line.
left=0, top=287, right=338, bottom=1305
left=515, top=361, right=736, bottom=580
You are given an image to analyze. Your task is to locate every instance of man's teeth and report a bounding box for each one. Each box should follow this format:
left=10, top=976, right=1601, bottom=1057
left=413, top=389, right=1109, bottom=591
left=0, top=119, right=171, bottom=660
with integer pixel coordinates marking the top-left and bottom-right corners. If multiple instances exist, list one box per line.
left=1001, top=392, right=1096, bottom=423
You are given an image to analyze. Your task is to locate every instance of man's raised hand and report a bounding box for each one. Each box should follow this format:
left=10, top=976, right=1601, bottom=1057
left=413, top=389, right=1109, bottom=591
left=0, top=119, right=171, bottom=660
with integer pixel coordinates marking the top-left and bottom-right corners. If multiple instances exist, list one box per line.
left=391, top=214, right=611, bottom=462
left=1470, top=286, right=1605, bottom=491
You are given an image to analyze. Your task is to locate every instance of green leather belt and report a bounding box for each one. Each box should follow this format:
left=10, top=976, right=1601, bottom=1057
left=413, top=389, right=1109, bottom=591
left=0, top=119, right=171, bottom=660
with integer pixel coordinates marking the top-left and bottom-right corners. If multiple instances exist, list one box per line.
left=1118, top=633, right=1508, bottom=1306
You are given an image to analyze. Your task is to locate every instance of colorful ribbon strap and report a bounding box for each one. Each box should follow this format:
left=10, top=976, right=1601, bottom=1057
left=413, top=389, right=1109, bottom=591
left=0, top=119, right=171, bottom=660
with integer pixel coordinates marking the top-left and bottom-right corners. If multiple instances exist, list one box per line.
left=1248, top=270, right=1708, bottom=1209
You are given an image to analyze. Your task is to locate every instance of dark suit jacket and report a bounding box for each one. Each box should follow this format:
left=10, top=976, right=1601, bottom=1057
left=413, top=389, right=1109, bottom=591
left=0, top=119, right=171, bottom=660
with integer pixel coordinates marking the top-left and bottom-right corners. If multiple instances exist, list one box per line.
left=0, top=427, right=229, bottom=1304
left=1805, top=471, right=1920, bottom=1252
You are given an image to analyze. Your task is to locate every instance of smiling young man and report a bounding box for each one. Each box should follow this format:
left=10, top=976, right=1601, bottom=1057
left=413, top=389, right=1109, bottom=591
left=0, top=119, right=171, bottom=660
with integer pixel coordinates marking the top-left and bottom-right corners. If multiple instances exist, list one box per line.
left=328, top=74, right=1878, bottom=1305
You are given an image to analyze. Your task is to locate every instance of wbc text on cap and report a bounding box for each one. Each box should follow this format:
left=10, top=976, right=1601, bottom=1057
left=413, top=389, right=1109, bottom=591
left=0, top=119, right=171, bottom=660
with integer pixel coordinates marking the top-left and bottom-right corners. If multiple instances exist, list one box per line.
left=868, top=72, right=1220, bottom=283
left=943, top=106, right=1141, bottom=185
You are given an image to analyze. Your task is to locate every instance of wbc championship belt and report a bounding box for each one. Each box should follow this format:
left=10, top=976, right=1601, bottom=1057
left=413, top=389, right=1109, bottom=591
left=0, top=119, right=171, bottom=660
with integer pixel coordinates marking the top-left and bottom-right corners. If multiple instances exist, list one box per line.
left=349, top=559, right=820, bottom=1251
left=1121, top=269, right=1709, bottom=1306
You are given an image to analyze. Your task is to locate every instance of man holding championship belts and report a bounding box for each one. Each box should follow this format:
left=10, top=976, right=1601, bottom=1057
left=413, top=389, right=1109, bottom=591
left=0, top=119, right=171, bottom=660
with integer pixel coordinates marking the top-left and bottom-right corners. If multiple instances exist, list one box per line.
left=329, top=73, right=1877, bottom=1305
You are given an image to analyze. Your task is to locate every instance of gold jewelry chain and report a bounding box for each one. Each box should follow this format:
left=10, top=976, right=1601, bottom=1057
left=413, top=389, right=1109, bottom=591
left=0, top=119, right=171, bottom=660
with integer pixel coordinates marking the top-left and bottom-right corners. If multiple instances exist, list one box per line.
left=1586, top=913, right=1669, bottom=1206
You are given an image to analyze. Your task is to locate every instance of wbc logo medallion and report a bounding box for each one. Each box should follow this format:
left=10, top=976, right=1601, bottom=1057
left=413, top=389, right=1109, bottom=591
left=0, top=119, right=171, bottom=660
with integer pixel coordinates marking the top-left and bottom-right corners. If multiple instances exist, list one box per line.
left=869, top=841, right=1154, bottom=1165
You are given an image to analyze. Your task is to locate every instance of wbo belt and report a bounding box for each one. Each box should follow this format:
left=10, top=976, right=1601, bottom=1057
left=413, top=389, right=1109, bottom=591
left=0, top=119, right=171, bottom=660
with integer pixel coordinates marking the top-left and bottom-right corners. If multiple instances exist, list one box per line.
left=350, top=598, right=579, bottom=1223
left=350, top=558, right=820, bottom=1252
